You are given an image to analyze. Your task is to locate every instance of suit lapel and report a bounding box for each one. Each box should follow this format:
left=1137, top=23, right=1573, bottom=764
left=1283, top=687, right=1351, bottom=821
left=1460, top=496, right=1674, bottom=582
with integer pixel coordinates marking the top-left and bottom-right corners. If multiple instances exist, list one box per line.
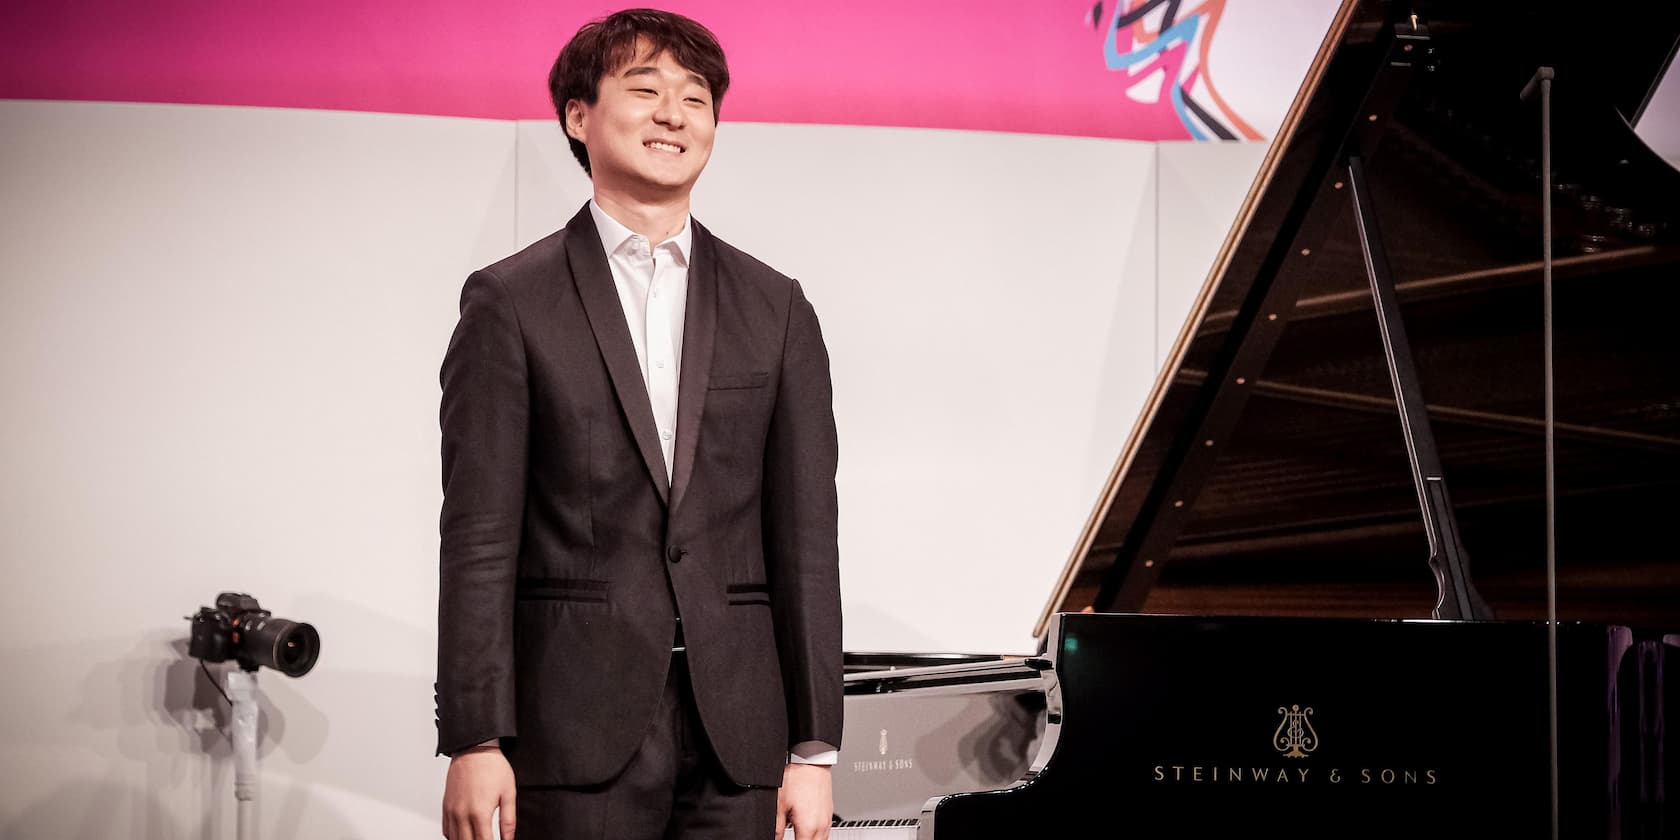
left=564, top=204, right=671, bottom=504
left=669, top=221, right=718, bottom=514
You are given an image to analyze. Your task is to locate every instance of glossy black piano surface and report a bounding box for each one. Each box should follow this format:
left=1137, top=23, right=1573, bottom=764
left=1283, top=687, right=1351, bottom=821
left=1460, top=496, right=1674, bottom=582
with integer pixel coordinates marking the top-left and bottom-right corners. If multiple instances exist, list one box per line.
left=831, top=0, right=1680, bottom=837
left=922, top=614, right=1675, bottom=838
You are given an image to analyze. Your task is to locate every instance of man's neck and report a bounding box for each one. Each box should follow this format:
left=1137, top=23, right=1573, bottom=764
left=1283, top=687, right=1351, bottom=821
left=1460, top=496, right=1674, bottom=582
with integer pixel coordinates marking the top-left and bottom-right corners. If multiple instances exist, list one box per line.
left=592, top=189, right=690, bottom=245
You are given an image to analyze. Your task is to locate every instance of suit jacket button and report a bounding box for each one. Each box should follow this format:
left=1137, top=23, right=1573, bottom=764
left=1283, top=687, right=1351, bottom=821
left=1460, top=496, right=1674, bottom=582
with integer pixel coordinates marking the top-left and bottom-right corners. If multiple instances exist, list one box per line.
left=668, top=547, right=686, bottom=564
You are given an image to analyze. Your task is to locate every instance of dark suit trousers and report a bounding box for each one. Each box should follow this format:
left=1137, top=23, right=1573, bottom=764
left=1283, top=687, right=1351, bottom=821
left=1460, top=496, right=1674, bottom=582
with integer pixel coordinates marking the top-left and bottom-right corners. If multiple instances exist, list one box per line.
left=514, top=652, right=778, bottom=840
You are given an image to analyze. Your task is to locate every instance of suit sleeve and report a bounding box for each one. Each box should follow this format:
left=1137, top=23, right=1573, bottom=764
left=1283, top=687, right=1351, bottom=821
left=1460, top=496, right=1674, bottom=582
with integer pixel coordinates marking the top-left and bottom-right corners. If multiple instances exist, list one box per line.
left=434, top=268, right=527, bottom=757
left=762, top=279, right=843, bottom=751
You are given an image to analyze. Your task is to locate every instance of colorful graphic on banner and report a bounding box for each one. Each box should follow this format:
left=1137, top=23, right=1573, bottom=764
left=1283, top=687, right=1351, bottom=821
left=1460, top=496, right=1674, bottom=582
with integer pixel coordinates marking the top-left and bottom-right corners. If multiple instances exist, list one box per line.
left=1091, top=0, right=1263, bottom=140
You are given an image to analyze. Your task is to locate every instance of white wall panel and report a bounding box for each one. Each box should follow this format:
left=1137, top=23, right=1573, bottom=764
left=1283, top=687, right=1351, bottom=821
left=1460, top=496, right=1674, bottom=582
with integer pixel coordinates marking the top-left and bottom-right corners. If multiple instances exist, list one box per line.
left=518, top=120, right=1158, bottom=654
left=1635, top=59, right=1680, bottom=167
left=1154, top=141, right=1271, bottom=367
left=0, top=100, right=1174, bottom=839
left=0, top=99, right=515, bottom=839
left=514, top=119, right=594, bottom=247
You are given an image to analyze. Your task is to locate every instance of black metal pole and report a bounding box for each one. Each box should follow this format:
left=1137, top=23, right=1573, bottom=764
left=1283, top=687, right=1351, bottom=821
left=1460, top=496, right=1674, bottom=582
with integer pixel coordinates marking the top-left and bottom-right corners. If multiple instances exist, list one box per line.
left=1521, top=62, right=1558, bottom=840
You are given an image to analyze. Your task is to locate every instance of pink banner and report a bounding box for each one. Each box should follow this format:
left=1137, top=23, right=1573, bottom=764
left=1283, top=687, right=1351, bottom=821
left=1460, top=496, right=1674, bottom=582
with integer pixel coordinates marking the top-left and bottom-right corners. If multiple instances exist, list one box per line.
left=1, top=1, right=1307, bottom=140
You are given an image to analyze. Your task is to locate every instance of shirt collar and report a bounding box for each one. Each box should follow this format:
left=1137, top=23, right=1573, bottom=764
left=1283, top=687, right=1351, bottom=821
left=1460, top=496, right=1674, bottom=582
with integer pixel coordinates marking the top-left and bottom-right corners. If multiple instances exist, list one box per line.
left=589, top=199, right=692, bottom=267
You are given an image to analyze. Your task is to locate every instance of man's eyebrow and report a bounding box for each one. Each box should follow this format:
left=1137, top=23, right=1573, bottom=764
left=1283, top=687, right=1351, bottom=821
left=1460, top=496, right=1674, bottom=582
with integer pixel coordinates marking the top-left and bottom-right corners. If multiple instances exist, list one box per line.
left=618, top=66, right=710, bottom=91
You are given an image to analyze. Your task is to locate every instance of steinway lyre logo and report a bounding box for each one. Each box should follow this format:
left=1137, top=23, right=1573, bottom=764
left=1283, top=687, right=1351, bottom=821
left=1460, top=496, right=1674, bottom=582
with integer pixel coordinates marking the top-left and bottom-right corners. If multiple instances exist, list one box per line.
left=1273, top=704, right=1319, bottom=759
left=851, top=728, right=913, bottom=774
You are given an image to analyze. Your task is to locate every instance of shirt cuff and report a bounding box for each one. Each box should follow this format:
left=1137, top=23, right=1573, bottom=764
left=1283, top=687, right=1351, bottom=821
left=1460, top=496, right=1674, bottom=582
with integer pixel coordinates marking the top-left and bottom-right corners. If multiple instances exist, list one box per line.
left=788, top=740, right=838, bottom=765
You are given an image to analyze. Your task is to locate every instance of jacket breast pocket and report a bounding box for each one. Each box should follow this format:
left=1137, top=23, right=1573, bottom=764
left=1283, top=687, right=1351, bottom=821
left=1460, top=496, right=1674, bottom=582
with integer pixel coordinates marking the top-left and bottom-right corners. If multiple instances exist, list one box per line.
left=708, top=371, right=769, bottom=391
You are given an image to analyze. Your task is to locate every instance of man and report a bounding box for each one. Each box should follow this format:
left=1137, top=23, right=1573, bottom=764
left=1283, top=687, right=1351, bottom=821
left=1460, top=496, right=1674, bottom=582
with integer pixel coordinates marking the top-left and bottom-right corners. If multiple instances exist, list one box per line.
left=434, top=9, right=842, bottom=840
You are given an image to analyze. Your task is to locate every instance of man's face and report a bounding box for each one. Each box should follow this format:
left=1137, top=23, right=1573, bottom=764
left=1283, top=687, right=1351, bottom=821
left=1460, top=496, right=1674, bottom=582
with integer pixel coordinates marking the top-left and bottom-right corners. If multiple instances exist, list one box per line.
left=566, top=45, right=717, bottom=198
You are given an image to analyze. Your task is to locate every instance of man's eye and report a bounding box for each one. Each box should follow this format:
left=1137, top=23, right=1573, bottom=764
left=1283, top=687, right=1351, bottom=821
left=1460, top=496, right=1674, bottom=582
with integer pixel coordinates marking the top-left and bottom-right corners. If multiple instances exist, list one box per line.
left=686, top=98, right=707, bottom=105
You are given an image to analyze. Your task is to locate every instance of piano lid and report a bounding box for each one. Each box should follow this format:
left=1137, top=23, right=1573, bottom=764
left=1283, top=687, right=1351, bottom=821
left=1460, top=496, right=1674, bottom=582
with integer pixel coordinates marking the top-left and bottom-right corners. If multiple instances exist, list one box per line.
left=1038, top=0, right=1680, bottom=638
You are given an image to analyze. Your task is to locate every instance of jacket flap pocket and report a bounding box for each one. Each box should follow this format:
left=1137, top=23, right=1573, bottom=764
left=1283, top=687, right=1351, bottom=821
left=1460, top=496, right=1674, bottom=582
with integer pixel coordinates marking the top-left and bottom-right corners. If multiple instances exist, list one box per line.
left=726, top=582, right=770, bottom=605
left=516, top=577, right=609, bottom=602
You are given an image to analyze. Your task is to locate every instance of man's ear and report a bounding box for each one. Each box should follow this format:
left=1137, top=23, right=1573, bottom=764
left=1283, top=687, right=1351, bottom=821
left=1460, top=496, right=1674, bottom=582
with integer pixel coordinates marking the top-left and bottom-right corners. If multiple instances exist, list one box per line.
left=563, top=100, right=587, bottom=144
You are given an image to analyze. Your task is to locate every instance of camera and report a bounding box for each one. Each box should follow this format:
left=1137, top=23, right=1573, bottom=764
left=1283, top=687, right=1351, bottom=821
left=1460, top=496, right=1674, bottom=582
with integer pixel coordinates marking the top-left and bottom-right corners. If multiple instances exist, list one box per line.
left=188, top=592, right=320, bottom=676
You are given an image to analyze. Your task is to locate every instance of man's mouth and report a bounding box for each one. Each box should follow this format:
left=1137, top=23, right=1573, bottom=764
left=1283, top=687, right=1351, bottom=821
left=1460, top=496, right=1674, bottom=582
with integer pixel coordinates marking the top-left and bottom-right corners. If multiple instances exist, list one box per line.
left=645, top=140, right=685, bottom=154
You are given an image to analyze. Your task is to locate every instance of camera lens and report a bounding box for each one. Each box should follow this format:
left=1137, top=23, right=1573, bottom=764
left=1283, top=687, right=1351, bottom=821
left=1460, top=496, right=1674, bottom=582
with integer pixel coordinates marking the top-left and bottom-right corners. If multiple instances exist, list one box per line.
left=243, top=617, right=320, bottom=677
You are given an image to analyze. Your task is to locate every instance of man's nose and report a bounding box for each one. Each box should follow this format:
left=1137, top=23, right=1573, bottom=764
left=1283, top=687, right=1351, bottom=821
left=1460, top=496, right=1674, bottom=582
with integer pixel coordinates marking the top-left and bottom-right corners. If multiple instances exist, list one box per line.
left=653, top=95, right=685, bottom=129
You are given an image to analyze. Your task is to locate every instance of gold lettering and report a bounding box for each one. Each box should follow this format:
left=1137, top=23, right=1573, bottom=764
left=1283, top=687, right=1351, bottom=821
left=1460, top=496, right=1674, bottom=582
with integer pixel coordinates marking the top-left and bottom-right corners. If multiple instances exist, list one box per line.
left=1142, top=760, right=1439, bottom=789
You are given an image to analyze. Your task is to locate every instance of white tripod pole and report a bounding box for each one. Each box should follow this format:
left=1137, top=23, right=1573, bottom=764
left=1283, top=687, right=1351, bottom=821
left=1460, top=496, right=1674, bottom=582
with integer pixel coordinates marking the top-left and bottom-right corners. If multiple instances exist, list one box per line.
left=227, top=668, right=261, bottom=840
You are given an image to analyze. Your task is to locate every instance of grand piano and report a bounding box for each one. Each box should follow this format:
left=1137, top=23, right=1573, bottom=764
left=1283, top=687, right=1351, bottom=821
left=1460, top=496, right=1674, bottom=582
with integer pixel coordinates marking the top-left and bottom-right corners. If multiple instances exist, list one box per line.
left=815, top=0, right=1680, bottom=837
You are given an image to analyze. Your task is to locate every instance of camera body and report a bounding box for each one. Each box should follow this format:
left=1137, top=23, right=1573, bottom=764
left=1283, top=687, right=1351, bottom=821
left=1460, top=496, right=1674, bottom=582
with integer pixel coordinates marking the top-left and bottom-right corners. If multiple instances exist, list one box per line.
left=189, top=592, right=319, bottom=676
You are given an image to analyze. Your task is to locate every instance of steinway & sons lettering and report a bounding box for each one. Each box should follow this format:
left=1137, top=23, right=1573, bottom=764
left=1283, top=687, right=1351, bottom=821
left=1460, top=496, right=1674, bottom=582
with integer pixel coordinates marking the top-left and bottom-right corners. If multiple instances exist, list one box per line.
left=1150, top=765, right=1438, bottom=785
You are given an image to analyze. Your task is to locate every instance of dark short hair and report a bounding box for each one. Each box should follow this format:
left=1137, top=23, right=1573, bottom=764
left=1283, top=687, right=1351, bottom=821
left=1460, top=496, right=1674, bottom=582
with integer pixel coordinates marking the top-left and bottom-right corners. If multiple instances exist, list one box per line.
left=548, top=9, right=730, bottom=176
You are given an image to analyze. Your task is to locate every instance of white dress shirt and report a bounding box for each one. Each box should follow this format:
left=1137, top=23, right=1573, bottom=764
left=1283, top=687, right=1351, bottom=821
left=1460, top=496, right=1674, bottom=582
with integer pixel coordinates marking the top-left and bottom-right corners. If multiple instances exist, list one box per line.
left=589, top=200, right=689, bottom=480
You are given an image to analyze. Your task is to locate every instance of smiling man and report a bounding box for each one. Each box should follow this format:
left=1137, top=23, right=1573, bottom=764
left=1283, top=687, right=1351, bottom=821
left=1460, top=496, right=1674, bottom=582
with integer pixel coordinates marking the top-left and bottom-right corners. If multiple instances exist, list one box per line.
left=433, top=8, right=841, bottom=840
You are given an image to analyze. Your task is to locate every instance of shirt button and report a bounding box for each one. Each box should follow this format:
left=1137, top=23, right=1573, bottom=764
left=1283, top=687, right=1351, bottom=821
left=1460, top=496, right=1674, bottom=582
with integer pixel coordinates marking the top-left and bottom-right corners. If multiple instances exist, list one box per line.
left=661, top=430, right=672, bottom=441
left=655, top=360, right=665, bottom=369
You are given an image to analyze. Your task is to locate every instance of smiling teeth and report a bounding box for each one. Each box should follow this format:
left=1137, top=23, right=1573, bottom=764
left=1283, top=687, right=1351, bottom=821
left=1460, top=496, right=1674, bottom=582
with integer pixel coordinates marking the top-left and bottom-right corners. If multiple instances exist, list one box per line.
left=647, top=142, right=682, bottom=153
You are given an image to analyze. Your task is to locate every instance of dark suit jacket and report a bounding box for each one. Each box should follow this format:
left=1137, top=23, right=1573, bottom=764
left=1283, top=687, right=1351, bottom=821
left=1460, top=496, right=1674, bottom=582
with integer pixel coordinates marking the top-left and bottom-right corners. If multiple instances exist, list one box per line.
left=433, top=203, right=842, bottom=788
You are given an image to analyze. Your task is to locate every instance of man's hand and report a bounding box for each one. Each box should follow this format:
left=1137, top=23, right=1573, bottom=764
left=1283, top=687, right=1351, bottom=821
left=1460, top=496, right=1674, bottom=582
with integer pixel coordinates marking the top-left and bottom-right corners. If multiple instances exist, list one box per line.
left=443, top=745, right=516, bottom=840
left=775, top=762, right=832, bottom=840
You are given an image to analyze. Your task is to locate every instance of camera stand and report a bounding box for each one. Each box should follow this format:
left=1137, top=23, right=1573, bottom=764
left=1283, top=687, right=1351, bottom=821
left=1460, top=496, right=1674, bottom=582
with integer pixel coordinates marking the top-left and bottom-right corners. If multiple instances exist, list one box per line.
left=227, top=667, right=262, bottom=840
